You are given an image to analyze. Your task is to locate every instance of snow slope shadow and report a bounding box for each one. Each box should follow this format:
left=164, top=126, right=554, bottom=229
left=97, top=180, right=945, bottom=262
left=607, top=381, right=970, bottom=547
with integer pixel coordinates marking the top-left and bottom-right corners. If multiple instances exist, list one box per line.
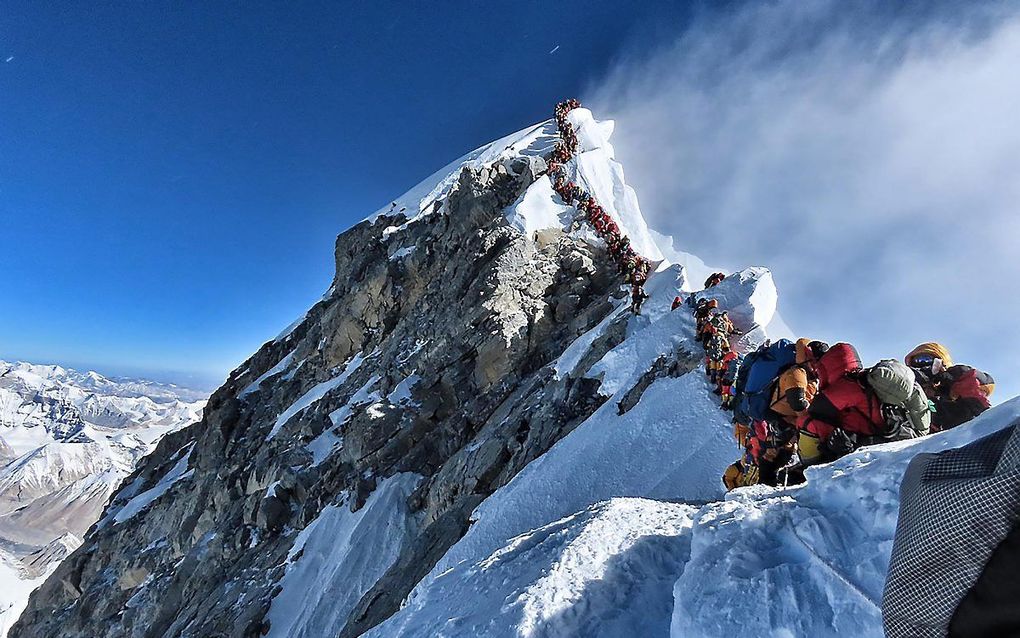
left=374, top=498, right=696, bottom=638
left=529, top=522, right=692, bottom=638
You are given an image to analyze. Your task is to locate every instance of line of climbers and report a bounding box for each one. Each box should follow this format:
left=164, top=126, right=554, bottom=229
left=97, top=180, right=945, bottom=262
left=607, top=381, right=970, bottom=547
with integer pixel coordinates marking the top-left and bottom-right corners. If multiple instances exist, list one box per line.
left=546, top=99, right=995, bottom=489
left=671, top=276, right=996, bottom=490
left=549, top=99, right=653, bottom=314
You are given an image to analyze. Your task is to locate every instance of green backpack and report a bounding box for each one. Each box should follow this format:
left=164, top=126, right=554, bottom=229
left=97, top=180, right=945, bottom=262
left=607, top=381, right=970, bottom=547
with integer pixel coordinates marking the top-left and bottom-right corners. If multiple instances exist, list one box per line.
left=866, top=359, right=931, bottom=436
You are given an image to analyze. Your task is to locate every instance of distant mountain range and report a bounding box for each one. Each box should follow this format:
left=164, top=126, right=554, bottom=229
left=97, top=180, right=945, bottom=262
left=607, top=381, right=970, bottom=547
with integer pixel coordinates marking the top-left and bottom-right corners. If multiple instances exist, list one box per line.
left=0, top=360, right=206, bottom=636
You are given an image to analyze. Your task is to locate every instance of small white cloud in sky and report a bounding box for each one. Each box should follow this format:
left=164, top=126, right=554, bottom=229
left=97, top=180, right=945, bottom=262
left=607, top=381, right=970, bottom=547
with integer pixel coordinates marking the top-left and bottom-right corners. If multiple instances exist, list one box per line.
left=549, top=45, right=560, bottom=54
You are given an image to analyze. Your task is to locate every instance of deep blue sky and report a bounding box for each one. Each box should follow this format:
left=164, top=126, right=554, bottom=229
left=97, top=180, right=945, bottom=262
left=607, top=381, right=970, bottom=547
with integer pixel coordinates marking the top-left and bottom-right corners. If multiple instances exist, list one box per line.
left=0, top=2, right=694, bottom=388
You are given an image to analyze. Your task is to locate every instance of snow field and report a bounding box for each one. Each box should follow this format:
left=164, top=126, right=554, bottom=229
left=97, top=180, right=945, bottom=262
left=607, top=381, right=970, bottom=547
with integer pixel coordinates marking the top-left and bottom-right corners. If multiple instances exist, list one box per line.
left=506, top=177, right=575, bottom=237
left=670, top=395, right=1020, bottom=637
left=368, top=397, right=1020, bottom=638
left=0, top=553, right=55, bottom=638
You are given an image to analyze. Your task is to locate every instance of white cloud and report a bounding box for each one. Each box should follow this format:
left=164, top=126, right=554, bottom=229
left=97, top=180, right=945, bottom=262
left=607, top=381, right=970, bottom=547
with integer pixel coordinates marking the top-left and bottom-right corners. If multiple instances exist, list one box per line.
left=586, top=1, right=1020, bottom=400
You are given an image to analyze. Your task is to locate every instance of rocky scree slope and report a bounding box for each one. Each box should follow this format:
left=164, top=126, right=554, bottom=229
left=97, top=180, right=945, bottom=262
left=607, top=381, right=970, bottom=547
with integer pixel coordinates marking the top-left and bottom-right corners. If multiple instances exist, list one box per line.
left=10, top=119, right=679, bottom=637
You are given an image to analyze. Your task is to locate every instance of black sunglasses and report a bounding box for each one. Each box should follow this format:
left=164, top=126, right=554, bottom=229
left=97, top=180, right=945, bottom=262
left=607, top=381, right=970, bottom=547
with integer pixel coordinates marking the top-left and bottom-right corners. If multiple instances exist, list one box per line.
left=909, top=354, right=936, bottom=367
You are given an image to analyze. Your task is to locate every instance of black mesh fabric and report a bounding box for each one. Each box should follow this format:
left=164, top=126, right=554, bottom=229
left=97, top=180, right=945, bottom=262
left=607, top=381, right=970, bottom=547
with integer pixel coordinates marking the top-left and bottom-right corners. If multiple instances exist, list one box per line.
left=882, top=421, right=1020, bottom=638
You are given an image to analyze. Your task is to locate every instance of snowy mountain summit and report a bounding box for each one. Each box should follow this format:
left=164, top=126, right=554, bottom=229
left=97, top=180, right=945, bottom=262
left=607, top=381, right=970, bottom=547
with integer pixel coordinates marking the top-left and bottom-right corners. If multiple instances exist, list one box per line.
left=11, top=107, right=1017, bottom=638
left=0, top=361, right=205, bottom=636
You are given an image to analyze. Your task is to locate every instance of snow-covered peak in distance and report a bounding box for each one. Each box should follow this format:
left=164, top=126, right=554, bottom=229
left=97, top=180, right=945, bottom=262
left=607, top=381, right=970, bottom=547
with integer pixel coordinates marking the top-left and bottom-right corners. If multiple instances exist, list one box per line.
left=0, top=360, right=206, bottom=637
left=0, top=360, right=208, bottom=404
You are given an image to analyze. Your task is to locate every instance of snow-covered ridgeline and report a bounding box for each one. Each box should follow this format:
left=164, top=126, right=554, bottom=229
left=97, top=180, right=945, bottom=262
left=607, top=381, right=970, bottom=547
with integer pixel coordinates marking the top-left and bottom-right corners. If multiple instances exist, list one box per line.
left=360, top=107, right=664, bottom=270
left=366, top=122, right=556, bottom=227
left=366, top=264, right=776, bottom=637
left=251, top=106, right=785, bottom=637
left=363, top=399, right=1020, bottom=638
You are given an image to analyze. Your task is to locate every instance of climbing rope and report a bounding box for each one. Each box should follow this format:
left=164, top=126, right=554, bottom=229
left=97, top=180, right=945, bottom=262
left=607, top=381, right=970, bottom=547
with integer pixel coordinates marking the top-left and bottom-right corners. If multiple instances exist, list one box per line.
left=781, top=507, right=883, bottom=612
left=549, top=99, right=653, bottom=313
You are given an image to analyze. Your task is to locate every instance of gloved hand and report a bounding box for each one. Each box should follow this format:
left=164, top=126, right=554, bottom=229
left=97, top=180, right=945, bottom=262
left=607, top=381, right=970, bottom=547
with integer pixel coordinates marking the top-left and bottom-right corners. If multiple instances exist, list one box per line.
left=798, top=430, right=822, bottom=464
left=950, top=369, right=985, bottom=401
left=824, top=428, right=856, bottom=458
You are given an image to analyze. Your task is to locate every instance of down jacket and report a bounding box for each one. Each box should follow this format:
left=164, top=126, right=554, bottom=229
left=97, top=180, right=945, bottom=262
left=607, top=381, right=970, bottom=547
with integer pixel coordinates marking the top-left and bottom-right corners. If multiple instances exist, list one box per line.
left=799, top=343, right=885, bottom=443
left=932, top=365, right=994, bottom=432
left=768, top=338, right=819, bottom=425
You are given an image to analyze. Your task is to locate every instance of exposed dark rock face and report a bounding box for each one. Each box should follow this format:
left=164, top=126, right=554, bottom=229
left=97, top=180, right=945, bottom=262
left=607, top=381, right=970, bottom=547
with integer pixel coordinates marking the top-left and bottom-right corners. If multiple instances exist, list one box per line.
left=11, top=157, right=657, bottom=638
left=617, top=347, right=701, bottom=416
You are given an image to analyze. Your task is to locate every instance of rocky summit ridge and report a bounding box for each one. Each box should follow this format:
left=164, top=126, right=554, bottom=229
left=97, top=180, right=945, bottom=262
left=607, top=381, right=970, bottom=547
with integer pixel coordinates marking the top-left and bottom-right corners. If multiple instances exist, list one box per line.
left=11, top=108, right=780, bottom=638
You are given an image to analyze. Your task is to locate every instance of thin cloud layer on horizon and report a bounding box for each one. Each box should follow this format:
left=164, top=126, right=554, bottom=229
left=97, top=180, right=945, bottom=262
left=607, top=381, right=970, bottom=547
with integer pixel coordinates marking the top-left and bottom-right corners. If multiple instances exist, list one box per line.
left=587, top=1, right=1020, bottom=400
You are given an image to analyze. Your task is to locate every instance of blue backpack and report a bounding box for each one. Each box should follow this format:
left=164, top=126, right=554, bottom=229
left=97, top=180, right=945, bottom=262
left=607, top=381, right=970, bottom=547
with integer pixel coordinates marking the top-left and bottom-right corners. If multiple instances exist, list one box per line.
left=733, top=339, right=797, bottom=423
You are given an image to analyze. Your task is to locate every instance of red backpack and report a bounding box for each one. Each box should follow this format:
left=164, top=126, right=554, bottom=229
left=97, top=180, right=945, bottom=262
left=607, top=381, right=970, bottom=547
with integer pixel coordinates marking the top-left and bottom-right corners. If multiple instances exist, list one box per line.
left=814, top=343, right=863, bottom=389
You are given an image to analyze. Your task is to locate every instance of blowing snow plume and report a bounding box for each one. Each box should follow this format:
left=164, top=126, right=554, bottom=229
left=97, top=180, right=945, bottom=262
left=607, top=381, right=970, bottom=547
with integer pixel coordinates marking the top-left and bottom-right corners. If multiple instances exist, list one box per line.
left=586, top=1, right=1020, bottom=400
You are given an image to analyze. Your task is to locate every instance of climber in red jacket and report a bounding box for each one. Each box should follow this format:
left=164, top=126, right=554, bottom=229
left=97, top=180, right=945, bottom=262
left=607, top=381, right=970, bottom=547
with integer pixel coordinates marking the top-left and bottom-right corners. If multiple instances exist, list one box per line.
left=931, top=365, right=994, bottom=431
left=797, top=343, right=885, bottom=463
left=704, top=272, right=726, bottom=289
